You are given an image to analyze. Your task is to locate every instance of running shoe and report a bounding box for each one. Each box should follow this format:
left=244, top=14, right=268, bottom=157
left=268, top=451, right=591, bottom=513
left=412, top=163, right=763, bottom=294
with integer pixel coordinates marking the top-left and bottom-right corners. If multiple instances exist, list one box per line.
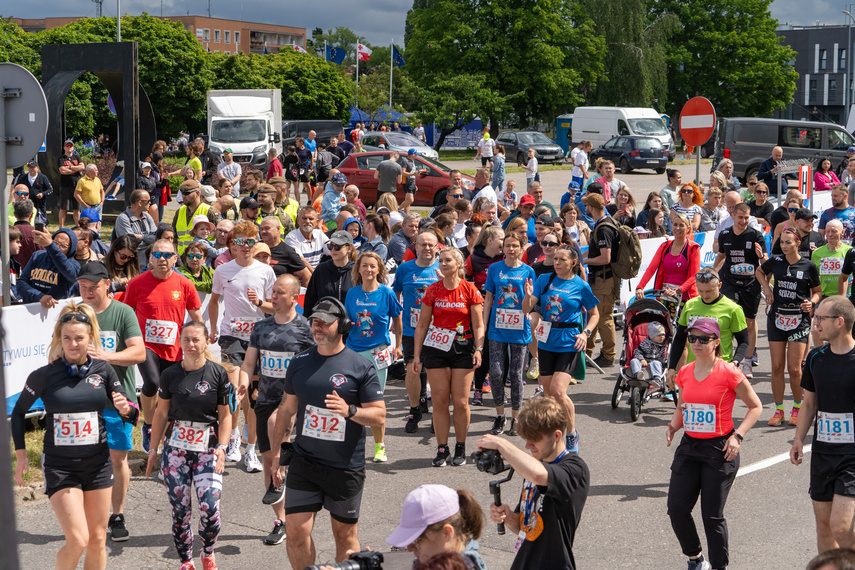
left=741, top=360, right=753, bottom=380
left=180, top=563, right=196, bottom=570
left=108, top=513, right=129, bottom=542
left=432, top=445, right=450, bottom=467
left=244, top=450, right=262, bottom=473
left=789, top=407, right=800, bottom=427
left=481, top=381, right=492, bottom=394
left=472, top=391, right=483, bottom=406
left=768, top=409, right=786, bottom=427
left=533, top=386, right=544, bottom=397
left=566, top=430, right=580, bottom=453
left=201, top=555, right=217, bottom=570
left=262, top=481, right=285, bottom=505
left=686, top=554, right=711, bottom=570
left=507, top=418, right=518, bottom=436
left=752, top=350, right=759, bottom=367
left=663, top=390, right=675, bottom=402
left=490, top=416, right=506, bottom=435
left=141, top=424, right=152, bottom=453
left=593, top=354, right=615, bottom=368
left=264, top=520, right=286, bottom=545
left=405, top=407, right=422, bottom=433
left=452, top=442, right=467, bottom=466
left=526, top=357, right=540, bottom=380
left=226, top=435, right=241, bottom=462
left=373, top=443, right=388, bottom=463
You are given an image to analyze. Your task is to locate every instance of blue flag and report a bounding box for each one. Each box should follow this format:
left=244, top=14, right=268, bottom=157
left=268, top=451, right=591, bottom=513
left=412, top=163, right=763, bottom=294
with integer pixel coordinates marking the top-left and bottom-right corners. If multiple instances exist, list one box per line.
left=326, top=45, right=346, bottom=64
left=392, top=45, right=405, bottom=67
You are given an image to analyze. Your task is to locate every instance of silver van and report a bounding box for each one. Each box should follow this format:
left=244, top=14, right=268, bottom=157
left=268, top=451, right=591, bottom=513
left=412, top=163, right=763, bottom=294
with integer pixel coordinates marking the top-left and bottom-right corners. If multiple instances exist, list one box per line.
left=712, top=117, right=855, bottom=181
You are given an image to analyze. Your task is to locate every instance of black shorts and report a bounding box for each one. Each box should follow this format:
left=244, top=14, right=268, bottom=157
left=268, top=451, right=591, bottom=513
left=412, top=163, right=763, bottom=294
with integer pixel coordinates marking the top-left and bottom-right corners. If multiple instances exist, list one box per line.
left=43, top=453, right=113, bottom=498
left=219, top=335, right=249, bottom=367
left=766, top=308, right=811, bottom=343
left=539, top=349, right=584, bottom=377
left=403, top=183, right=417, bottom=195
left=481, top=157, right=491, bottom=166
left=254, top=402, right=277, bottom=454
left=299, top=170, right=310, bottom=183
left=402, top=335, right=415, bottom=363
left=59, top=186, right=78, bottom=211
left=721, top=280, right=761, bottom=320
left=140, top=348, right=181, bottom=398
left=422, top=336, right=475, bottom=370
left=285, top=454, right=366, bottom=524
left=810, top=451, right=855, bottom=501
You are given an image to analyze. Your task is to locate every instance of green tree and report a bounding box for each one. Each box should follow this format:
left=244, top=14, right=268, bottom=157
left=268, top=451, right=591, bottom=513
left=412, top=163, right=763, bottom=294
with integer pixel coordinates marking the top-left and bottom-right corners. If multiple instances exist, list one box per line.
left=650, top=0, right=798, bottom=118
left=355, top=64, right=407, bottom=127
left=310, top=26, right=366, bottom=67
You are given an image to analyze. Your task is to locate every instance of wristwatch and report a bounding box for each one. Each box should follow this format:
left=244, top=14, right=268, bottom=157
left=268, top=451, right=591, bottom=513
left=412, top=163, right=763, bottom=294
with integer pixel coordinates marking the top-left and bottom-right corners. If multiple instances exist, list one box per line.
left=583, top=329, right=592, bottom=336
left=216, top=444, right=228, bottom=451
left=346, top=404, right=358, bottom=419
left=475, top=347, right=484, bottom=352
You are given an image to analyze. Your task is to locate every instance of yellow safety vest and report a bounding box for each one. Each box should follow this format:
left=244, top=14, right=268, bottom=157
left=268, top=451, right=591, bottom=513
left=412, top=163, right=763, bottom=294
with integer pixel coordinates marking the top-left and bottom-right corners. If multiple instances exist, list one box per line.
left=175, top=203, right=210, bottom=255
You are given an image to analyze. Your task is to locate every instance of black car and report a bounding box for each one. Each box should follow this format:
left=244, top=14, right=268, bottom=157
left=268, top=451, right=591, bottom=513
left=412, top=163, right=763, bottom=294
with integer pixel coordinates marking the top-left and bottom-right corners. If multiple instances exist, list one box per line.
left=494, top=130, right=564, bottom=166
left=590, top=135, right=669, bottom=174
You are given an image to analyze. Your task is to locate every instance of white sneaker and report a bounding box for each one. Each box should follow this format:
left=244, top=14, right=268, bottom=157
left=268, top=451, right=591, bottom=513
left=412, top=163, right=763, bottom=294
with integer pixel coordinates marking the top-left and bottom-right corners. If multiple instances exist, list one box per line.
left=244, top=450, right=262, bottom=473
left=741, top=359, right=753, bottom=379
left=226, top=435, right=241, bottom=462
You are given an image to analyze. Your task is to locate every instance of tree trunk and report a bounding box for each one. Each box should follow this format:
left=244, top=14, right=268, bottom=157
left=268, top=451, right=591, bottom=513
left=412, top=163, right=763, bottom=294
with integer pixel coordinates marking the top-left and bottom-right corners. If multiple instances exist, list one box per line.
left=433, top=124, right=466, bottom=151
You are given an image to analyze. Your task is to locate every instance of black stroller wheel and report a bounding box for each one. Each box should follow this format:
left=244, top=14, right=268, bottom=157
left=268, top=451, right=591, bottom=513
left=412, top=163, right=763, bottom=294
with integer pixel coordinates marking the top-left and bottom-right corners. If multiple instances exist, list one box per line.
left=611, top=374, right=624, bottom=409
left=629, top=386, right=642, bottom=421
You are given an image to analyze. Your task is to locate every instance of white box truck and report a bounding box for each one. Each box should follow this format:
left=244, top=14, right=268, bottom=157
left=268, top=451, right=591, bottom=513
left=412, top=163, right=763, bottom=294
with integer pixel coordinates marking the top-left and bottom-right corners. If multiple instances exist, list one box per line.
left=207, top=89, right=283, bottom=170
left=571, top=106, right=675, bottom=160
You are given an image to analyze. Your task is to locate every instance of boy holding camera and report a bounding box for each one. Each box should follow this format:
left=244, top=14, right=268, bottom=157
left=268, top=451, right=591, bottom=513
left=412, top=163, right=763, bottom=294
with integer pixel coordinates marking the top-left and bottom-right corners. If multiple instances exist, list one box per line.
left=476, top=396, right=590, bottom=570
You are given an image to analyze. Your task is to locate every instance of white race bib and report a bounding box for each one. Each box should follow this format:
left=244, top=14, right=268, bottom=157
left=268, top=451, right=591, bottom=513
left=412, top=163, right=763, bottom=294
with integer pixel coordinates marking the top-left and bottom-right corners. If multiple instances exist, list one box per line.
left=99, top=331, right=118, bottom=353
left=168, top=420, right=211, bottom=452
left=410, top=308, right=420, bottom=328
left=424, top=326, right=456, bottom=352
left=260, top=350, right=294, bottom=379
left=371, top=345, right=393, bottom=370
left=302, top=404, right=346, bottom=441
left=816, top=411, right=855, bottom=443
left=775, top=311, right=802, bottom=331
left=53, top=412, right=99, bottom=446
left=145, top=319, right=178, bottom=345
left=496, top=309, right=524, bottom=330
left=730, top=263, right=755, bottom=277
left=230, top=317, right=259, bottom=341
left=820, top=257, right=844, bottom=276
left=534, top=321, right=552, bottom=343
left=682, top=403, right=716, bottom=434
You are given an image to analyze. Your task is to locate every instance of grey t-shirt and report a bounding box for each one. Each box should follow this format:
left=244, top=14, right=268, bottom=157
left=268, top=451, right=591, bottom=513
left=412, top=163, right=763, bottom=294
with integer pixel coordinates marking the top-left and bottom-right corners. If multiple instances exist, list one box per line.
left=376, top=159, right=402, bottom=194
left=217, top=161, right=242, bottom=196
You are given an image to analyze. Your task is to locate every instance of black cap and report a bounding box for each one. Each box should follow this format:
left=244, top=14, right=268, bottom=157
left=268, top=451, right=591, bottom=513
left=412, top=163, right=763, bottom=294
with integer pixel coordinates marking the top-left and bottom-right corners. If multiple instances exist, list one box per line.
left=794, top=208, right=817, bottom=221
left=77, top=261, right=110, bottom=282
left=311, top=298, right=346, bottom=324
left=535, top=214, right=554, bottom=226
left=26, top=160, right=38, bottom=168
left=240, top=197, right=259, bottom=210
left=587, top=182, right=604, bottom=195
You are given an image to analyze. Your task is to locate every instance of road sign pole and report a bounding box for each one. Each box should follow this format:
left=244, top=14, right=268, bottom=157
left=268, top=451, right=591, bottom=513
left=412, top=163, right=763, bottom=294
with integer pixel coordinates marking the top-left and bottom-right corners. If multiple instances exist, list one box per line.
left=0, top=80, right=10, bottom=308
left=695, top=150, right=701, bottom=186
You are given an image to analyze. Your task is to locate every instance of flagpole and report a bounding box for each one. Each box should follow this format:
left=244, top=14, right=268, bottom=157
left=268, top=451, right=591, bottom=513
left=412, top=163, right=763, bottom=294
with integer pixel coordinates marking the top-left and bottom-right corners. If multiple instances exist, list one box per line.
left=389, top=39, right=393, bottom=108
left=325, top=40, right=327, bottom=60
left=356, top=46, right=359, bottom=87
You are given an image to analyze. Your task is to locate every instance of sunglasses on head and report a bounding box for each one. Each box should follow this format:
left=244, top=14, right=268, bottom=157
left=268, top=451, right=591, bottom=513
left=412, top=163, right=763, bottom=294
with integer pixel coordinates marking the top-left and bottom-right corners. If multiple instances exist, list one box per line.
left=695, top=271, right=717, bottom=283
left=151, top=251, right=175, bottom=259
left=15, top=191, right=29, bottom=197
left=540, top=240, right=559, bottom=247
left=186, top=253, right=204, bottom=260
left=330, top=243, right=349, bottom=251
left=233, top=238, right=256, bottom=247
left=116, top=251, right=135, bottom=261
left=687, top=334, right=716, bottom=344
left=60, top=312, right=91, bottom=324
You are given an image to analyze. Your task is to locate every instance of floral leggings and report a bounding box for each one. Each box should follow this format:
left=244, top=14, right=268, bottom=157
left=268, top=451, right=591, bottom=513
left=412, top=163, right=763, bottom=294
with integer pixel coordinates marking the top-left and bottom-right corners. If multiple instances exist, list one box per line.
left=488, top=340, right=526, bottom=410
left=161, top=444, right=222, bottom=563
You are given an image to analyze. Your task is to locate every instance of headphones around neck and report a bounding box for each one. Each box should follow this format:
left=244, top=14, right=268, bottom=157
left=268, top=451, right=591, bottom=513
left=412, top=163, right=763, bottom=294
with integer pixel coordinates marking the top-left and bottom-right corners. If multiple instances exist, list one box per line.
left=64, top=357, right=92, bottom=378
left=316, top=296, right=352, bottom=336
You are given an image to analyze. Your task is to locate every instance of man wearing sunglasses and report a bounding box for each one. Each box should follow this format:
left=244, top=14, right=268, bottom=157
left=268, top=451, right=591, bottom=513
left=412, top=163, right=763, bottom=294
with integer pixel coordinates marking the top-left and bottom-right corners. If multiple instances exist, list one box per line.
left=819, top=186, right=855, bottom=243
left=8, top=184, right=36, bottom=226
left=115, top=189, right=157, bottom=259
left=430, top=186, right=465, bottom=219
left=172, top=179, right=210, bottom=255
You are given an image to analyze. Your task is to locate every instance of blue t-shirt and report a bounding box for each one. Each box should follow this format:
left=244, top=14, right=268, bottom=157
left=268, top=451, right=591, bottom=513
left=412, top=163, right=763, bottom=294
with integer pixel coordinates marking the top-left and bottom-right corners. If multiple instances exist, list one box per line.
left=819, top=206, right=855, bottom=243
left=533, top=274, right=599, bottom=353
left=485, top=261, right=535, bottom=344
left=344, top=284, right=402, bottom=352
left=392, top=259, right=440, bottom=337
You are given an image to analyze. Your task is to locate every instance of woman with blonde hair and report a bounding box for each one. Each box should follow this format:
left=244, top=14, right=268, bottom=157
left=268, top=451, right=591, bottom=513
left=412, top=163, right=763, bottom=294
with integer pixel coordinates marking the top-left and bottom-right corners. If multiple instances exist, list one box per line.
left=606, top=185, right=637, bottom=227
left=376, top=192, right=404, bottom=227
left=505, top=216, right=530, bottom=253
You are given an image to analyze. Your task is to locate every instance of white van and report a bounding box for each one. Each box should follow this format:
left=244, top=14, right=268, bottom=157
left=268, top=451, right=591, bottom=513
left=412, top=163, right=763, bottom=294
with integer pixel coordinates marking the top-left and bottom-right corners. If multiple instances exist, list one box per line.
left=572, top=107, right=675, bottom=160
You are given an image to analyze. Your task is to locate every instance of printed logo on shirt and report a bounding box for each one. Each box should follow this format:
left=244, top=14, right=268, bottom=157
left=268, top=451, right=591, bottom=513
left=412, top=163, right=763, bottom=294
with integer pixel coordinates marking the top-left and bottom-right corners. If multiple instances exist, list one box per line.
left=87, top=374, right=104, bottom=388
left=171, top=290, right=181, bottom=301
left=356, top=310, right=374, bottom=338
left=330, top=374, right=347, bottom=387
left=435, top=299, right=466, bottom=309
left=415, top=285, right=428, bottom=306
left=796, top=271, right=804, bottom=279
left=196, top=381, right=210, bottom=395
left=498, top=284, right=520, bottom=308
left=545, top=294, right=563, bottom=321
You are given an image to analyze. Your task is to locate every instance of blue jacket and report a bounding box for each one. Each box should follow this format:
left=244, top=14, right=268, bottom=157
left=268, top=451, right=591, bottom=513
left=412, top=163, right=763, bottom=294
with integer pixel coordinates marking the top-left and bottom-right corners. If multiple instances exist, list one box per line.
left=321, top=184, right=345, bottom=223
left=18, top=228, right=80, bottom=303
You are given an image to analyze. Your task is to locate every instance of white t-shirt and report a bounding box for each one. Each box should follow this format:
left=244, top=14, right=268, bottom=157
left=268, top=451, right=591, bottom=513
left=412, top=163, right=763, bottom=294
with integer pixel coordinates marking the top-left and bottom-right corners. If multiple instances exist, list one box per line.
left=474, top=185, right=498, bottom=207
left=454, top=223, right=467, bottom=247
left=413, top=126, right=426, bottom=141
left=572, top=149, right=588, bottom=178
left=526, top=157, right=538, bottom=177
left=284, top=228, right=330, bottom=269
left=477, top=138, right=496, bottom=158
left=211, top=259, right=276, bottom=338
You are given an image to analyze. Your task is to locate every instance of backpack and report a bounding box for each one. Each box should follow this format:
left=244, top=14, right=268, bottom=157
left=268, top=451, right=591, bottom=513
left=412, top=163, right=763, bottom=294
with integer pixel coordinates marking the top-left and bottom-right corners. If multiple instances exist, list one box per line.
left=593, top=217, right=642, bottom=279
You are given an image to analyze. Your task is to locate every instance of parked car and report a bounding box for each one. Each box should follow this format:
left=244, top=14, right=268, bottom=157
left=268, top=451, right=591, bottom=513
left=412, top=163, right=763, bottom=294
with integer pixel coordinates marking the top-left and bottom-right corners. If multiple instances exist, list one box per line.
left=589, top=135, right=669, bottom=174
left=360, top=131, right=439, bottom=160
left=495, top=130, right=564, bottom=166
left=335, top=151, right=475, bottom=206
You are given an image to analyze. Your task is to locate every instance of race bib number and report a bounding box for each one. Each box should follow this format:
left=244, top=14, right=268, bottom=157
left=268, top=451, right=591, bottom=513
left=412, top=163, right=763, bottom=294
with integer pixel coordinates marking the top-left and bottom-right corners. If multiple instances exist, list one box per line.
left=775, top=311, right=802, bottom=331
left=230, top=317, right=259, bottom=341
left=168, top=420, right=211, bottom=452
left=260, top=350, right=294, bottom=379
left=371, top=345, right=393, bottom=370
left=410, top=308, right=420, bottom=329
left=534, top=321, right=552, bottom=343
left=99, top=331, right=117, bottom=353
left=53, top=412, right=99, bottom=446
left=816, top=411, right=855, bottom=444
left=682, top=403, right=716, bottom=434
left=302, top=404, right=345, bottom=442
left=730, top=263, right=755, bottom=277
left=496, top=309, right=524, bottom=330
left=820, top=257, right=844, bottom=276
left=145, top=319, right=178, bottom=345
left=424, top=326, right=455, bottom=352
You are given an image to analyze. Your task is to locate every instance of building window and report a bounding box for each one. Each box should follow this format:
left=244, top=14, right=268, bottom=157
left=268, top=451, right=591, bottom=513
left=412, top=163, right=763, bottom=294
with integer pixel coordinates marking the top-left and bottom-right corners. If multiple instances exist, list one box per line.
left=225, top=30, right=230, bottom=44
left=842, top=49, right=848, bottom=73
left=810, top=79, right=818, bottom=101
left=234, top=31, right=241, bottom=45
left=203, top=28, right=210, bottom=41
left=214, top=30, right=220, bottom=43
left=830, top=78, right=838, bottom=102
left=820, top=49, right=827, bottom=71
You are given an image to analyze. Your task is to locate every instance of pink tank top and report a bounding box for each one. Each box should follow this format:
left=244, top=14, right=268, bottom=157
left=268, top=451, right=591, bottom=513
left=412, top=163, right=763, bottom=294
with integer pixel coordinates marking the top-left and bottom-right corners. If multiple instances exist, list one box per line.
left=661, top=241, right=690, bottom=300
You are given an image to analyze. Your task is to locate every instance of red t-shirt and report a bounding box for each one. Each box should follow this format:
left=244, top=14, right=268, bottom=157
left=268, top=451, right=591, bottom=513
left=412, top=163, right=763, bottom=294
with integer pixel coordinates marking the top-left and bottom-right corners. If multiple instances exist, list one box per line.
left=267, top=158, right=283, bottom=181
left=122, top=270, right=202, bottom=361
left=421, top=279, right=483, bottom=335
left=676, top=359, right=745, bottom=438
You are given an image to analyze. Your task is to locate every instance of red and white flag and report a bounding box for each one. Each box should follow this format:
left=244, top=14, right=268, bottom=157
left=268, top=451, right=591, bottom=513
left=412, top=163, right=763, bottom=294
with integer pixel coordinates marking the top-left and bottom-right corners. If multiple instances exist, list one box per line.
left=357, top=44, right=372, bottom=61
left=294, top=44, right=307, bottom=53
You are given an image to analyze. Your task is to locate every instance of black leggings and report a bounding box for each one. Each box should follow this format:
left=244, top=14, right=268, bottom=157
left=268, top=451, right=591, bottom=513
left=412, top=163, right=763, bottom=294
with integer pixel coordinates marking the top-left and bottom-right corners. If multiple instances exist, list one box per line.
left=139, top=348, right=179, bottom=398
left=667, top=432, right=739, bottom=569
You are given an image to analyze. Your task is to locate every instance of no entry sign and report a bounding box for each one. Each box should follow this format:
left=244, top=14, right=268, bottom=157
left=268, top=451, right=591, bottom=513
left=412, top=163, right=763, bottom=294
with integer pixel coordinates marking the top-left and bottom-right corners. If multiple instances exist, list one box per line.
left=679, top=97, right=716, bottom=147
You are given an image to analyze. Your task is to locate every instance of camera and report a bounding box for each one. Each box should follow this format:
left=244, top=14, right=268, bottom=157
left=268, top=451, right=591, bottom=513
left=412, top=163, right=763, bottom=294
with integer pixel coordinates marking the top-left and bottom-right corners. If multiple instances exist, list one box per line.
left=471, top=449, right=508, bottom=475
left=305, top=550, right=384, bottom=570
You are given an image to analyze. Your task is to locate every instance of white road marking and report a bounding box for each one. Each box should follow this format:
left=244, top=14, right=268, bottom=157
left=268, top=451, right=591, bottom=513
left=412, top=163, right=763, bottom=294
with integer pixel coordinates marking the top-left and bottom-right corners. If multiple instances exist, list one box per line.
left=736, top=444, right=811, bottom=478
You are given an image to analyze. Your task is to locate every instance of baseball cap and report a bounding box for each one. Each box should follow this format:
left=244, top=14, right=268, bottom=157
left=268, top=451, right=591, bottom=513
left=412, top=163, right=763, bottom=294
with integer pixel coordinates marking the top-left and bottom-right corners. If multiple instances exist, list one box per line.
left=535, top=214, right=554, bottom=226
left=191, top=215, right=214, bottom=233
left=587, top=182, right=604, bottom=195
left=582, top=193, right=605, bottom=208
left=407, top=148, right=418, bottom=156
left=311, top=297, right=347, bottom=324
left=80, top=208, right=101, bottom=222
left=251, top=242, right=271, bottom=257
left=200, top=185, right=217, bottom=202
left=77, top=261, right=110, bottom=282
left=240, top=197, right=259, bottom=210
left=568, top=181, right=581, bottom=190
left=848, top=146, right=855, bottom=154
left=386, top=485, right=460, bottom=548
left=140, top=161, right=152, bottom=169
left=331, top=172, right=348, bottom=185
left=26, top=160, right=38, bottom=168
left=647, top=322, right=666, bottom=338
left=268, top=176, right=287, bottom=185
left=64, top=139, right=74, bottom=147
left=688, top=317, right=720, bottom=338
left=520, top=195, right=536, bottom=206
left=794, top=208, right=817, bottom=221
left=330, top=230, right=354, bottom=246
left=223, top=148, right=233, bottom=153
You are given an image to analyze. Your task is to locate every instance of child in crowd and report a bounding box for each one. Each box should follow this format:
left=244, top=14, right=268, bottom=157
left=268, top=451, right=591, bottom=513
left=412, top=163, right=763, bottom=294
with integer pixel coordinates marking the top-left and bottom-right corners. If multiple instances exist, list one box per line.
left=189, top=215, right=218, bottom=265
left=629, top=322, right=668, bottom=383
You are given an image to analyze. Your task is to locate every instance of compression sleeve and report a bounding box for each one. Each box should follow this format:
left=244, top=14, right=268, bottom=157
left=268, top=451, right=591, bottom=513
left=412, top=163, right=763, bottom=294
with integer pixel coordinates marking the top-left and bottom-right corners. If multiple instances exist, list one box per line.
left=668, top=323, right=688, bottom=370
left=104, top=365, right=139, bottom=425
left=731, top=328, right=749, bottom=364
left=11, top=371, right=46, bottom=450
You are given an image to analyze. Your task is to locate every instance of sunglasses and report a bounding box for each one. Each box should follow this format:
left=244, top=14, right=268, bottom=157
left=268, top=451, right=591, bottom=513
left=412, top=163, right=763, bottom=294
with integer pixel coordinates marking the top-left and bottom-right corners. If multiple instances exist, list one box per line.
left=151, top=251, right=175, bottom=259
left=681, top=189, right=694, bottom=193
left=748, top=182, right=757, bottom=186
left=695, top=271, right=717, bottom=283
left=540, top=241, right=559, bottom=247
left=186, top=253, right=204, bottom=260
left=330, top=243, right=349, bottom=251
left=233, top=238, right=257, bottom=247
left=116, top=251, right=136, bottom=261
left=60, top=312, right=91, bottom=324
left=15, top=191, right=29, bottom=197
left=788, top=208, right=799, bottom=213
left=450, top=194, right=464, bottom=198
left=687, top=334, right=716, bottom=344
left=754, top=190, right=768, bottom=195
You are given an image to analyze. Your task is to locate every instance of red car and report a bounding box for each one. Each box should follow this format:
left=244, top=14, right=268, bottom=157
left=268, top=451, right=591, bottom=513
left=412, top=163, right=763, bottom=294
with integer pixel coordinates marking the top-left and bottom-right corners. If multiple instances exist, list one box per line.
left=335, top=151, right=475, bottom=206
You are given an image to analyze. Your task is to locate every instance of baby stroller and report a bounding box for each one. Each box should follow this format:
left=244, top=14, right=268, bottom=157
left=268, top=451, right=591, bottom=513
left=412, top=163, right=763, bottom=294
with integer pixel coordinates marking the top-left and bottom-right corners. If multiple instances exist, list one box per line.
left=611, top=291, right=680, bottom=421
